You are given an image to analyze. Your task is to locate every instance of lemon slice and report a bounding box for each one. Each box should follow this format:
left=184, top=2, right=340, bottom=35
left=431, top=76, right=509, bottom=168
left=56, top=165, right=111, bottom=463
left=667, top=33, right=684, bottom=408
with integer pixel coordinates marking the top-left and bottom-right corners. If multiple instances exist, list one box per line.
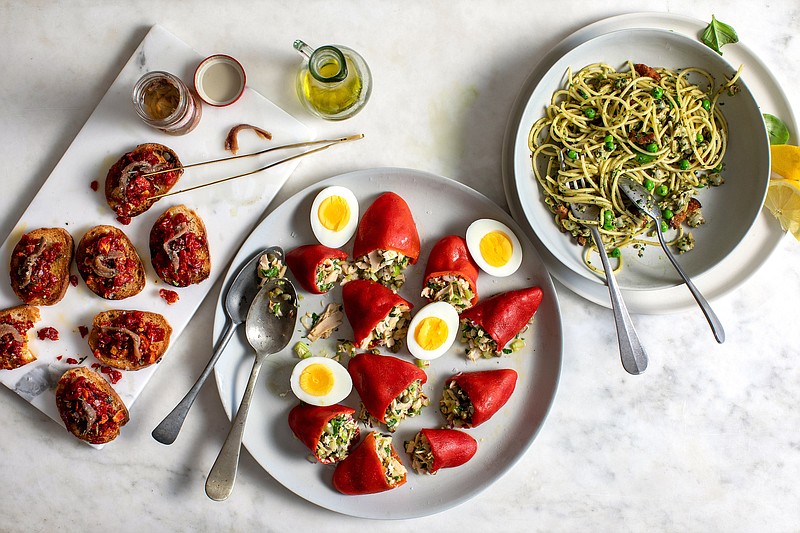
left=764, top=179, right=800, bottom=239
left=770, top=144, right=800, bottom=181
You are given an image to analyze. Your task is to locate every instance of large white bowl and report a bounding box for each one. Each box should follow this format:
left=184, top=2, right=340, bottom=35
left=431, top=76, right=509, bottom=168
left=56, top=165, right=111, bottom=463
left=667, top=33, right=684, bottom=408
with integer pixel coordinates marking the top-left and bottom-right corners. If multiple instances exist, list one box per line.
left=511, top=28, right=770, bottom=291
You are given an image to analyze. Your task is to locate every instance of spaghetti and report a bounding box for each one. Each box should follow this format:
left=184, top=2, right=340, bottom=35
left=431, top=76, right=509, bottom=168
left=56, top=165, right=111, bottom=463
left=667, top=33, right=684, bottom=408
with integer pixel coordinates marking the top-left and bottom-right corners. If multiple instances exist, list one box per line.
left=528, top=61, right=741, bottom=269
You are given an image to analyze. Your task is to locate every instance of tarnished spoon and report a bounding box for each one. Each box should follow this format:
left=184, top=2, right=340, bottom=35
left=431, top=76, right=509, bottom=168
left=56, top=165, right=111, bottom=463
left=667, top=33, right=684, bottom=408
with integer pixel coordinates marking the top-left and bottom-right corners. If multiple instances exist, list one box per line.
left=618, top=176, right=725, bottom=343
left=151, top=246, right=284, bottom=445
left=205, top=277, right=298, bottom=501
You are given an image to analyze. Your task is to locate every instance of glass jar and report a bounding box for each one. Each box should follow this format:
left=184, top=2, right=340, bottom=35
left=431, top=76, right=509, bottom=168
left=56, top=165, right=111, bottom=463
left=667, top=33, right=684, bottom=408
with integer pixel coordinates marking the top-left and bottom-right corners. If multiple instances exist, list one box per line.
left=294, top=40, right=372, bottom=121
left=132, top=71, right=202, bottom=135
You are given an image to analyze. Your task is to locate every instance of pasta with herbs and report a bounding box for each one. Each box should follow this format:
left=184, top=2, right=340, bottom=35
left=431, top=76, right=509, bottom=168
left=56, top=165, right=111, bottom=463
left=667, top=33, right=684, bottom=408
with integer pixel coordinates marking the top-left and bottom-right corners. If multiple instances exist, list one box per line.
left=528, top=61, right=742, bottom=268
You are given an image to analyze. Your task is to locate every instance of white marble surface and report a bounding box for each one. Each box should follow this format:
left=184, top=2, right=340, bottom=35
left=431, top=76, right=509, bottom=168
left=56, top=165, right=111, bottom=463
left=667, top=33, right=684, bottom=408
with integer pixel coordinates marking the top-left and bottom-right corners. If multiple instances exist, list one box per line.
left=1, top=2, right=799, bottom=531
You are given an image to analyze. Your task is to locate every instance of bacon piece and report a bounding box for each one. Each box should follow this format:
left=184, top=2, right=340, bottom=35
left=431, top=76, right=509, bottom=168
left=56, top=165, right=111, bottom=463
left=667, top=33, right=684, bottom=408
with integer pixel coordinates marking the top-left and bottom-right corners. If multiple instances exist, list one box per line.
left=224, top=124, right=273, bottom=155
left=634, top=63, right=661, bottom=82
left=628, top=130, right=656, bottom=146
left=669, top=197, right=702, bottom=229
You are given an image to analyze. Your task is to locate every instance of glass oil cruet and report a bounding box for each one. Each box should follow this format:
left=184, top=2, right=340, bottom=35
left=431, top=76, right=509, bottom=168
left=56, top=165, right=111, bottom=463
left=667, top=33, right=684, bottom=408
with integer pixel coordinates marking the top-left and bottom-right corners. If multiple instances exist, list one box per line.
left=293, top=39, right=372, bottom=120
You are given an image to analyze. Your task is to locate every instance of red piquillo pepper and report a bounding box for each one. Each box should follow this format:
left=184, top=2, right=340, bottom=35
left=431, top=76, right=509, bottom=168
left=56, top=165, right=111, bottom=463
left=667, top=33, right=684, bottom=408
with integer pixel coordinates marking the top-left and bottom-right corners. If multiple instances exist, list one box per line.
left=285, top=244, right=348, bottom=294
left=460, top=286, right=543, bottom=349
left=422, top=235, right=480, bottom=308
left=352, top=192, right=420, bottom=263
left=288, top=403, right=359, bottom=464
left=441, top=368, right=517, bottom=427
left=342, top=279, right=412, bottom=350
left=347, top=352, right=427, bottom=425
left=332, top=431, right=407, bottom=495
left=410, top=428, right=478, bottom=473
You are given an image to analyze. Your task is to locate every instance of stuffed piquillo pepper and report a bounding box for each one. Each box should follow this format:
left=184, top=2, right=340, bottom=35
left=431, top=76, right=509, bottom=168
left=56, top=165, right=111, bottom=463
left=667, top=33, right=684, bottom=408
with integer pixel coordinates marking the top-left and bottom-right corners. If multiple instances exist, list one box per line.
left=459, top=286, right=543, bottom=360
left=288, top=403, right=360, bottom=464
left=348, top=352, right=429, bottom=432
left=332, top=431, right=407, bottom=495
left=440, top=368, right=517, bottom=428
left=405, top=428, right=478, bottom=474
left=285, top=244, right=348, bottom=294
left=342, top=279, right=412, bottom=352
left=347, top=192, right=420, bottom=291
left=421, top=235, right=479, bottom=313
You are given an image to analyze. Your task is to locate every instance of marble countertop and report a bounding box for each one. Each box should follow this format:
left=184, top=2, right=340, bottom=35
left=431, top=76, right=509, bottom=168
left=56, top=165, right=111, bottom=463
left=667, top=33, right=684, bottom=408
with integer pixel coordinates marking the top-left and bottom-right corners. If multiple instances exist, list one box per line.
left=2, top=2, right=799, bottom=531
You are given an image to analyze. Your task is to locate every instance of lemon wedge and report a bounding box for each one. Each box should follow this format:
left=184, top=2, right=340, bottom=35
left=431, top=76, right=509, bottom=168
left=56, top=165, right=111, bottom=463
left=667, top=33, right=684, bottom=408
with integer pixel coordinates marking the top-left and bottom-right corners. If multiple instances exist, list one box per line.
left=764, top=179, right=800, bottom=239
left=770, top=144, right=800, bottom=181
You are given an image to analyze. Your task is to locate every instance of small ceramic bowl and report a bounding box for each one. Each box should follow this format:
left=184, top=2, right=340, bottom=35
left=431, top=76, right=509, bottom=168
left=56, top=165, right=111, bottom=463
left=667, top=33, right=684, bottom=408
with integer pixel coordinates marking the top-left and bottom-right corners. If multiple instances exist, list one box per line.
left=194, top=54, right=246, bottom=107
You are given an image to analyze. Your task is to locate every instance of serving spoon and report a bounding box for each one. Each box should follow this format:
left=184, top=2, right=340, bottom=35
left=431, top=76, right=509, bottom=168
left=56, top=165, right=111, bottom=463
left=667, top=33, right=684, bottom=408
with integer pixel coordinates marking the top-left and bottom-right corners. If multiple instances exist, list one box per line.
left=618, top=176, right=725, bottom=343
left=151, top=246, right=283, bottom=445
left=205, top=277, right=298, bottom=501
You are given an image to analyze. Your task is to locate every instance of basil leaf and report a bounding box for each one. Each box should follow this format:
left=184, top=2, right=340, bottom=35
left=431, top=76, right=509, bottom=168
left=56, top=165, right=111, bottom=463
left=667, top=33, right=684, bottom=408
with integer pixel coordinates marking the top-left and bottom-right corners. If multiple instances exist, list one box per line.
left=702, top=15, right=739, bottom=55
left=764, top=113, right=790, bottom=145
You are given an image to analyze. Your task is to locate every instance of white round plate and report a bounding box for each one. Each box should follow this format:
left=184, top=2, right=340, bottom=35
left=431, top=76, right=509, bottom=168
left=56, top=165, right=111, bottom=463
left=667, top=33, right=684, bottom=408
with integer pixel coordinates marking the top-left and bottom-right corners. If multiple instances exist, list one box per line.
left=213, top=168, right=562, bottom=519
left=503, top=12, right=795, bottom=313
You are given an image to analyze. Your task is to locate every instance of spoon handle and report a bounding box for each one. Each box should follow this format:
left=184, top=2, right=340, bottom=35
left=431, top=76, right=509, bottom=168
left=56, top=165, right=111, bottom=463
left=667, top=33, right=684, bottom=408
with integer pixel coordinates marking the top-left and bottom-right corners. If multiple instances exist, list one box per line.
left=656, top=228, right=725, bottom=343
left=591, top=226, right=649, bottom=375
left=205, top=351, right=267, bottom=501
left=151, top=322, right=238, bottom=445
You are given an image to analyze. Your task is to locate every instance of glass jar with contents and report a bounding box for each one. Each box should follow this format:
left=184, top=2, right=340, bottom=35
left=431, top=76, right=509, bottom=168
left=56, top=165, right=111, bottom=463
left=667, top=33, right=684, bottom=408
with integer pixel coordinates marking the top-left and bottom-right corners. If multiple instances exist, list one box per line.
left=294, top=40, right=372, bottom=121
left=132, top=71, right=202, bottom=135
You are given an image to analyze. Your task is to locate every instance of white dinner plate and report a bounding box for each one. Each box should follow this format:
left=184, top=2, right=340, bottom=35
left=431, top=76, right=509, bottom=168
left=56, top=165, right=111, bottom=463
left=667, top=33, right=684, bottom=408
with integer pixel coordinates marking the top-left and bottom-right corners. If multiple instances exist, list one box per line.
left=212, top=168, right=562, bottom=519
left=502, top=12, right=795, bottom=313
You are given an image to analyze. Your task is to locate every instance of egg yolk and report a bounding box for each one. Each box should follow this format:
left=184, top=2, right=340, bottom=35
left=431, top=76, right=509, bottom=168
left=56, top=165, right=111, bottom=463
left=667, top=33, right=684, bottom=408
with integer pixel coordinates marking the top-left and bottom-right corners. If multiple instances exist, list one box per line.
left=299, top=364, right=335, bottom=396
left=414, top=316, right=449, bottom=351
left=318, top=195, right=351, bottom=232
left=479, top=231, right=513, bottom=267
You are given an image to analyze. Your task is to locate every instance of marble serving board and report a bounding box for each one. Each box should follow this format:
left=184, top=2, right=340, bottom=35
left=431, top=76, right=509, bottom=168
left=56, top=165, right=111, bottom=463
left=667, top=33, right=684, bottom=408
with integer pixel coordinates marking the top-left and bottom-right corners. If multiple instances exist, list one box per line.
left=0, top=24, right=312, bottom=445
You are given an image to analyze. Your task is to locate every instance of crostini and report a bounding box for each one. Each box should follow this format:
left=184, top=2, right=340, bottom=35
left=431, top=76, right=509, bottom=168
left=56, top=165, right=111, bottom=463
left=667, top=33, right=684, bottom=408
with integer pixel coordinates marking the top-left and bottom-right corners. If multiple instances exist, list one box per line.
left=76, top=225, right=145, bottom=300
left=105, top=143, right=183, bottom=219
left=55, top=367, right=129, bottom=444
left=149, top=205, right=210, bottom=287
left=9, top=227, right=74, bottom=306
left=88, top=310, right=172, bottom=370
left=0, top=305, right=40, bottom=370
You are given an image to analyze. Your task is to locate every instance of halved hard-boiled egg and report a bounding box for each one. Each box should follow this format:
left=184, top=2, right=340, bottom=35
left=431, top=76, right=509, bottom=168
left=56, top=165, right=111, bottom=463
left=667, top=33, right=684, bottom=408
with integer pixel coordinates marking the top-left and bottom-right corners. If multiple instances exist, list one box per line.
left=310, top=185, right=359, bottom=248
left=465, top=219, right=523, bottom=277
left=406, top=301, right=460, bottom=360
left=290, top=357, right=353, bottom=406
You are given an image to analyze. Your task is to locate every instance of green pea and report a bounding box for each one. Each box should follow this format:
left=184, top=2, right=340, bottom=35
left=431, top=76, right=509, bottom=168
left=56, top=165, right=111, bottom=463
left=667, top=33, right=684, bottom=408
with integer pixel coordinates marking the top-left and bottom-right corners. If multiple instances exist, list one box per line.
left=610, top=247, right=621, bottom=258
left=604, top=141, right=616, bottom=151
left=656, top=184, right=669, bottom=196
left=603, top=221, right=614, bottom=231
left=663, top=209, right=674, bottom=220
left=646, top=143, right=659, bottom=153
left=651, top=87, right=664, bottom=99
left=660, top=220, right=669, bottom=233
left=702, top=98, right=711, bottom=111
left=679, top=159, right=690, bottom=170
left=604, top=135, right=613, bottom=143
left=583, top=107, right=597, bottom=119
left=603, top=210, right=613, bottom=223
left=696, top=133, right=704, bottom=143
left=644, top=179, right=655, bottom=190
left=567, top=149, right=578, bottom=160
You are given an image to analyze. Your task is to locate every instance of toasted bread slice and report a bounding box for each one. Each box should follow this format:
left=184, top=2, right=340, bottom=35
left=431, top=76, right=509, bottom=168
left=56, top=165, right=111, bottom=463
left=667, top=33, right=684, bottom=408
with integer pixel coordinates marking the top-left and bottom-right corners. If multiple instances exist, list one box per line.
left=105, top=143, right=183, bottom=218
left=9, top=227, right=74, bottom=306
left=88, top=309, right=172, bottom=370
left=149, top=205, right=211, bottom=287
left=55, top=367, right=129, bottom=444
left=76, top=225, right=145, bottom=300
left=0, top=305, right=40, bottom=370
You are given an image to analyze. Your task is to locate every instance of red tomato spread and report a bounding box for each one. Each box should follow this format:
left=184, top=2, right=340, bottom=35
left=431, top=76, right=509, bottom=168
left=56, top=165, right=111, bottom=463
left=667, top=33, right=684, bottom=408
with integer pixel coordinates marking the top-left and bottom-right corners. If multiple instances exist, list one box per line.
left=59, top=374, right=126, bottom=443
left=12, top=236, right=63, bottom=301
left=37, top=327, right=59, bottom=341
left=150, top=211, right=206, bottom=287
left=93, top=311, right=166, bottom=368
left=108, top=148, right=180, bottom=218
left=159, top=288, right=180, bottom=304
left=0, top=318, right=33, bottom=368
left=81, top=233, right=137, bottom=298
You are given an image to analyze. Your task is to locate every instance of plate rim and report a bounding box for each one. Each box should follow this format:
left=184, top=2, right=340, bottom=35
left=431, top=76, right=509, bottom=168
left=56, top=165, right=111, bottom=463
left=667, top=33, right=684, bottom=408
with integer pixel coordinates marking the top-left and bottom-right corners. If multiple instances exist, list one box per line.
left=212, top=166, right=564, bottom=519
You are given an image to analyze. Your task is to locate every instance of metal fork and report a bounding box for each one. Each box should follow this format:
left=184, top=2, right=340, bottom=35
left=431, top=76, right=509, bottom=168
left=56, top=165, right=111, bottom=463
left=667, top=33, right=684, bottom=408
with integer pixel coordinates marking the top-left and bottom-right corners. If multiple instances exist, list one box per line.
left=561, top=153, right=648, bottom=375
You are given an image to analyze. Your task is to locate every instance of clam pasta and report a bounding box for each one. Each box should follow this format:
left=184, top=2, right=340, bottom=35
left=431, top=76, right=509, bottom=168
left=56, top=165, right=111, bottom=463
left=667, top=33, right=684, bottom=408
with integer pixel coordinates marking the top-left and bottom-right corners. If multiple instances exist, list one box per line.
left=528, top=61, right=742, bottom=271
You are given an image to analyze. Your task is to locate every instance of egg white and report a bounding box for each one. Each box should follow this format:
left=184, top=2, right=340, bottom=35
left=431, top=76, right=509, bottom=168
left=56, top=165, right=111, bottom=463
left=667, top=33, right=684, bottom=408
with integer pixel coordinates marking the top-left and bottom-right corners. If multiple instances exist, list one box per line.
left=406, top=301, right=460, bottom=361
left=309, top=185, right=359, bottom=248
left=290, top=356, right=353, bottom=406
left=465, top=218, right=523, bottom=277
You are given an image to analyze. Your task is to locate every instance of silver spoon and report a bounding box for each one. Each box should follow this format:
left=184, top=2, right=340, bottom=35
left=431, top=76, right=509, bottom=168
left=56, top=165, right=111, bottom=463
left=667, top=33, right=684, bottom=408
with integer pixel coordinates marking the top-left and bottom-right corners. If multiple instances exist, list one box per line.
left=151, top=246, right=283, bottom=445
left=205, top=277, right=298, bottom=501
left=618, top=176, right=725, bottom=343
